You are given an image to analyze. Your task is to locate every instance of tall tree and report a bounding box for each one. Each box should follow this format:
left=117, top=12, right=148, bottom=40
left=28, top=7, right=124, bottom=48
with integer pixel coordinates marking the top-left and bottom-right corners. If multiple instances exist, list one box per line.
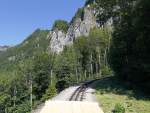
left=110, top=0, right=150, bottom=91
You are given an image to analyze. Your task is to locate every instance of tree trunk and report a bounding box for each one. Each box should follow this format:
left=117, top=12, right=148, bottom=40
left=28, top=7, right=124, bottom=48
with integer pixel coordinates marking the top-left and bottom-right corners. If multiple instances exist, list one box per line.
left=90, top=53, right=93, bottom=79
left=98, top=50, right=102, bottom=78
left=84, top=70, right=87, bottom=80
left=29, top=76, right=33, bottom=112
left=104, top=48, right=107, bottom=66
left=50, top=70, right=53, bottom=85
left=98, top=50, right=101, bottom=71
left=76, top=68, right=78, bottom=83
left=13, top=85, right=17, bottom=107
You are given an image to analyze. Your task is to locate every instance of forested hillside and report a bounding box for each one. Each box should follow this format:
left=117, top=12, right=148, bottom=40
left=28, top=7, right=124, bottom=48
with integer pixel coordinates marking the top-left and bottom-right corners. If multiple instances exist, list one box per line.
left=0, top=29, right=49, bottom=71
left=0, top=0, right=150, bottom=113
left=0, top=29, right=51, bottom=112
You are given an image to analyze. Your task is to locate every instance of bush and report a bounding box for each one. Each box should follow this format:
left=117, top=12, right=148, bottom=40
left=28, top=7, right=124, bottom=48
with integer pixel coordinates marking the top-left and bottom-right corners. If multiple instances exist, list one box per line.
left=52, top=20, right=69, bottom=33
left=8, top=101, right=30, bottom=113
left=56, top=80, right=69, bottom=92
left=101, top=66, right=113, bottom=76
left=113, top=103, right=125, bottom=113
left=42, top=85, right=57, bottom=101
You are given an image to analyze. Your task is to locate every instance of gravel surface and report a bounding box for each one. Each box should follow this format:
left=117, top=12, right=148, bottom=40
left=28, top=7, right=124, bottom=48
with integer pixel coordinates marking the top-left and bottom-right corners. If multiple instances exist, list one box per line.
left=32, top=86, right=79, bottom=113
left=40, top=101, right=104, bottom=113
left=52, top=86, right=79, bottom=101
left=32, top=84, right=103, bottom=113
left=83, top=88, right=98, bottom=102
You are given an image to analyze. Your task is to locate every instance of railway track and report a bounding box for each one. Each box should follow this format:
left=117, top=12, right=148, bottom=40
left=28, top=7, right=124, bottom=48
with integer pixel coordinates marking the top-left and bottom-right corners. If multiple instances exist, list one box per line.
left=69, top=77, right=112, bottom=101
left=69, top=79, right=98, bottom=101
left=69, top=84, right=86, bottom=101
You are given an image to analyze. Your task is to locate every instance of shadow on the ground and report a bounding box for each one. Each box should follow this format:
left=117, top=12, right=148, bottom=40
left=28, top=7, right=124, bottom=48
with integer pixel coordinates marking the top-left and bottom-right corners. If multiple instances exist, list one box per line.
left=90, top=76, right=150, bottom=101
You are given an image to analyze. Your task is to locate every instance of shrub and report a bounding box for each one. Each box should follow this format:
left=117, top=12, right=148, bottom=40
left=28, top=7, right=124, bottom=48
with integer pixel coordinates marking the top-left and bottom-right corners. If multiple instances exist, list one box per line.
left=113, top=103, right=125, bottom=113
left=42, top=85, right=57, bottom=101
left=101, top=66, right=113, bottom=76
left=52, top=20, right=69, bottom=33
left=56, top=80, right=69, bottom=92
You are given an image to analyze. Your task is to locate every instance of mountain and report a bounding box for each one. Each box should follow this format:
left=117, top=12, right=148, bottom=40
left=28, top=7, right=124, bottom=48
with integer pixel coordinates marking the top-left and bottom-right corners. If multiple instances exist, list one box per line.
left=0, top=45, right=10, bottom=52
left=0, top=0, right=149, bottom=113
left=0, top=3, right=112, bottom=63
left=0, top=6, right=102, bottom=61
left=49, top=7, right=98, bottom=53
left=48, top=4, right=112, bottom=53
left=0, top=0, right=113, bottom=79
left=0, top=1, right=113, bottom=113
left=0, top=29, right=50, bottom=69
left=0, top=0, right=114, bottom=82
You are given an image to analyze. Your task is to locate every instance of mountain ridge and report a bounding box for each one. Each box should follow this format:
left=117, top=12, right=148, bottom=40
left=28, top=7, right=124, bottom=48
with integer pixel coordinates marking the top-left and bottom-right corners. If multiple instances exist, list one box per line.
left=0, top=45, right=10, bottom=52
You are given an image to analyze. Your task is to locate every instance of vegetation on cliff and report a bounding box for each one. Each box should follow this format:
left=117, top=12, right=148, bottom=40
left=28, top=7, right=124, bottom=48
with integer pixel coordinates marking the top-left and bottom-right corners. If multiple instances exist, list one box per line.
left=52, top=20, right=69, bottom=33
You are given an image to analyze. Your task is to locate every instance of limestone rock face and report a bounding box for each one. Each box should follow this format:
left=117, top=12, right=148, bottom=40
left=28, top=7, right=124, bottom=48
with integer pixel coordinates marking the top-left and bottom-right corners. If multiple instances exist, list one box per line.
left=49, top=29, right=66, bottom=53
left=48, top=7, right=98, bottom=53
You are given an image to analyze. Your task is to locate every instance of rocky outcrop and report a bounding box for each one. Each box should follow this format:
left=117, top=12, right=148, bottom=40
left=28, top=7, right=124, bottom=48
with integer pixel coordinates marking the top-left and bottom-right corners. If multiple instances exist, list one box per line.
left=49, top=29, right=66, bottom=53
left=49, top=7, right=98, bottom=53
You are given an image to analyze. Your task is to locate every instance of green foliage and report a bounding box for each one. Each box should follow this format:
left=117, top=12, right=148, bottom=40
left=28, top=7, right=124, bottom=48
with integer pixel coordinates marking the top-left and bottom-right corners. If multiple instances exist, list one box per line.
left=85, top=0, right=116, bottom=26
left=95, top=77, right=150, bottom=113
left=8, top=101, right=30, bottom=113
left=32, top=53, right=53, bottom=99
left=71, top=8, right=84, bottom=23
left=0, top=29, right=49, bottom=72
left=42, top=85, right=57, bottom=101
left=0, top=0, right=150, bottom=112
left=0, top=29, right=51, bottom=113
left=56, top=80, right=69, bottom=92
left=74, top=27, right=111, bottom=74
left=85, top=0, right=94, bottom=6
left=52, top=20, right=69, bottom=33
left=54, top=46, right=78, bottom=91
left=101, top=66, right=112, bottom=76
left=0, top=94, right=11, bottom=113
left=0, top=1, right=115, bottom=112
left=109, top=0, right=150, bottom=92
left=52, top=27, right=111, bottom=91
left=113, top=103, right=125, bottom=113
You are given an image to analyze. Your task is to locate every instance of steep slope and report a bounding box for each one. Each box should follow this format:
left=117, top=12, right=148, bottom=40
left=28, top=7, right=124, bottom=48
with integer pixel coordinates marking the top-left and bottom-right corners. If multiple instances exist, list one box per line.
left=49, top=7, right=98, bottom=53
left=0, top=29, right=50, bottom=70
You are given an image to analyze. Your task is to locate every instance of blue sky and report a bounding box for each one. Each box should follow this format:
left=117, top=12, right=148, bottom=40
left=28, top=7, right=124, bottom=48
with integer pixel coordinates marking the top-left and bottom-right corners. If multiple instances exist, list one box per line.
left=0, top=0, right=85, bottom=45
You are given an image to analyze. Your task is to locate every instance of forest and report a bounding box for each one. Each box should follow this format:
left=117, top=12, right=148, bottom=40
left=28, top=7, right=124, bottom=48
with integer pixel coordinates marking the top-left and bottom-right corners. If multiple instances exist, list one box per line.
left=0, top=0, right=150, bottom=112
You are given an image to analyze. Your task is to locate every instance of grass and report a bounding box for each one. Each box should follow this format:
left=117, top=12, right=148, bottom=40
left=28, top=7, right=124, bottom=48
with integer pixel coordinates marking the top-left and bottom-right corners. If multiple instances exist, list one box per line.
left=92, top=77, right=150, bottom=113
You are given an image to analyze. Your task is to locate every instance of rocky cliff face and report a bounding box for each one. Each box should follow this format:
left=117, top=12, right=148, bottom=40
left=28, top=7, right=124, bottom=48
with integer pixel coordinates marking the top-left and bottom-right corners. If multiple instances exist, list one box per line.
left=49, top=7, right=98, bottom=53
left=49, top=29, right=66, bottom=53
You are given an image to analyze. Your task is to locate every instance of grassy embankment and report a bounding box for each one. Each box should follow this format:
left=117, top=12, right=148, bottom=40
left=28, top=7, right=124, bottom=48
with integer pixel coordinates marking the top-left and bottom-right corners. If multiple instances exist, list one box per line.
left=93, top=77, right=150, bottom=113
